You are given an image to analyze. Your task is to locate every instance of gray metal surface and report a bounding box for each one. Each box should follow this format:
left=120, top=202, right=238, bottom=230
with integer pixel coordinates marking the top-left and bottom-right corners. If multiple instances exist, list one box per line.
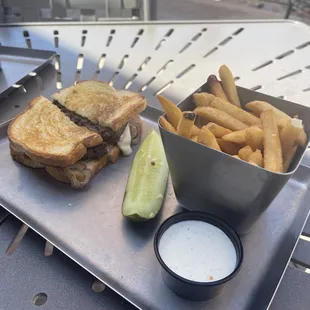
left=0, top=206, right=9, bottom=224
left=269, top=265, right=310, bottom=310
left=291, top=239, right=310, bottom=268
left=0, top=46, right=55, bottom=100
left=1, top=91, right=310, bottom=310
left=0, top=21, right=310, bottom=310
left=0, top=215, right=135, bottom=310
left=160, top=85, right=310, bottom=233
left=1, top=21, right=310, bottom=113
left=302, top=217, right=310, bottom=236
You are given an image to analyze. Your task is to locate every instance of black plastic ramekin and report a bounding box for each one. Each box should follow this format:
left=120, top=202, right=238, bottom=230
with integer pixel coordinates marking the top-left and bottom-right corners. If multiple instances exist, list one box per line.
left=154, top=211, right=243, bottom=301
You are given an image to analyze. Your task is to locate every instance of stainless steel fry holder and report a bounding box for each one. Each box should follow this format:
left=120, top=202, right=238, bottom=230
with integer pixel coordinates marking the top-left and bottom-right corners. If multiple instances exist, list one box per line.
left=160, top=84, right=310, bottom=233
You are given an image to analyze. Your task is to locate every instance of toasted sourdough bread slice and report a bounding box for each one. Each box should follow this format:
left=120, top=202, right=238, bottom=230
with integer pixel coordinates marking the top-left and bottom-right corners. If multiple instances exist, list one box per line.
left=52, top=80, right=147, bottom=131
left=8, top=96, right=103, bottom=167
left=10, top=142, right=121, bottom=188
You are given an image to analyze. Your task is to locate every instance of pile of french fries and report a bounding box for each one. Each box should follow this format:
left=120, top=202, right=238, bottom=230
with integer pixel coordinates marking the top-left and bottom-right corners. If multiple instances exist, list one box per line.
left=158, top=65, right=307, bottom=173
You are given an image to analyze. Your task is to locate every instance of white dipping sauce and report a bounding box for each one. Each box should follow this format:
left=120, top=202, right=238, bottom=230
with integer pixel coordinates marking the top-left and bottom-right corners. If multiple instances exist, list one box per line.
left=158, top=220, right=237, bottom=282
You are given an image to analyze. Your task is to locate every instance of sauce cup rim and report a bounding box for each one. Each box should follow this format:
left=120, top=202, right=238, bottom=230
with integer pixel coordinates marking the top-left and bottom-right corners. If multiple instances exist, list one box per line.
left=153, top=211, right=243, bottom=287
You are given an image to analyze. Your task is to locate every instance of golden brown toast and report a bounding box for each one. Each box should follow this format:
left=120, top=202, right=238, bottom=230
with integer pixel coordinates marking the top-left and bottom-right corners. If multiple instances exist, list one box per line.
left=52, top=80, right=147, bottom=131
left=8, top=96, right=103, bottom=167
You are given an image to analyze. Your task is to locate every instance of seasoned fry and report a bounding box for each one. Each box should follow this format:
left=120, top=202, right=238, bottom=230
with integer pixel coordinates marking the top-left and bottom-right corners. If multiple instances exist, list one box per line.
left=280, top=120, right=298, bottom=159
left=297, top=130, right=307, bottom=147
left=283, top=146, right=297, bottom=172
left=261, top=110, right=283, bottom=172
left=194, top=93, right=261, bottom=126
left=206, top=122, right=232, bottom=138
left=157, top=95, right=182, bottom=129
left=217, top=139, right=241, bottom=155
left=222, top=126, right=263, bottom=147
left=195, top=107, right=248, bottom=131
left=177, top=111, right=196, bottom=138
left=222, top=129, right=246, bottom=144
left=157, top=95, right=200, bottom=135
left=191, top=136, right=198, bottom=142
left=191, top=125, right=200, bottom=137
left=245, top=101, right=290, bottom=127
left=291, top=119, right=307, bottom=147
left=219, top=65, right=241, bottom=107
left=238, top=145, right=253, bottom=161
left=246, top=101, right=307, bottom=147
left=193, top=93, right=213, bottom=107
left=198, top=126, right=221, bottom=151
left=245, top=126, right=264, bottom=150
left=247, top=150, right=263, bottom=167
left=159, top=116, right=176, bottom=133
left=207, top=75, right=228, bottom=101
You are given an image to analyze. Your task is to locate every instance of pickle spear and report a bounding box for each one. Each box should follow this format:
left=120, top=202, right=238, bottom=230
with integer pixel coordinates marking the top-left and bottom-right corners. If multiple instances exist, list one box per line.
left=122, top=130, right=169, bottom=221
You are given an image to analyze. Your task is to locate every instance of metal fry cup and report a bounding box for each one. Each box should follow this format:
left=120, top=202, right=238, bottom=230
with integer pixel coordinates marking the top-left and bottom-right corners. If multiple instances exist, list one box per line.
left=159, top=85, right=310, bottom=233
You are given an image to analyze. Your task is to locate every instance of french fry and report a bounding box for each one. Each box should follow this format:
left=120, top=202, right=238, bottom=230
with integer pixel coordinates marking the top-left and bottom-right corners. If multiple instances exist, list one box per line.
left=245, top=126, right=264, bottom=150
left=245, top=101, right=290, bottom=127
left=157, top=95, right=182, bottom=129
left=195, top=107, right=248, bottom=131
left=159, top=116, right=176, bottom=133
left=177, top=111, right=196, bottom=138
left=222, top=129, right=246, bottom=144
left=207, top=75, right=228, bottom=101
left=157, top=95, right=200, bottom=136
left=297, top=130, right=307, bottom=147
left=206, top=122, right=232, bottom=138
left=247, top=150, right=263, bottom=167
left=191, top=125, right=200, bottom=137
left=217, top=139, right=241, bottom=155
left=246, top=101, right=307, bottom=147
left=283, top=146, right=297, bottom=172
left=194, top=93, right=261, bottom=126
left=291, top=118, right=307, bottom=147
left=222, top=126, right=264, bottom=147
left=261, top=110, right=283, bottom=172
left=280, top=120, right=298, bottom=159
left=191, top=136, right=198, bottom=142
left=193, top=93, right=214, bottom=107
left=219, top=65, right=241, bottom=107
left=238, top=145, right=253, bottom=161
left=198, top=126, right=221, bottom=151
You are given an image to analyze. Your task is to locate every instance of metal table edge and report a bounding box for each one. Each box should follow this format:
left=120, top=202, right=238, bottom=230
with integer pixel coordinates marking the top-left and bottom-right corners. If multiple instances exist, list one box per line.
left=0, top=19, right=309, bottom=28
left=267, top=208, right=310, bottom=309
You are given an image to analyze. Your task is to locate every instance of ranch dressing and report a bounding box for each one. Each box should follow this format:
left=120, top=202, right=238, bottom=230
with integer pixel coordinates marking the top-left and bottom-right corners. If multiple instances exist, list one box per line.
left=158, top=220, right=237, bottom=282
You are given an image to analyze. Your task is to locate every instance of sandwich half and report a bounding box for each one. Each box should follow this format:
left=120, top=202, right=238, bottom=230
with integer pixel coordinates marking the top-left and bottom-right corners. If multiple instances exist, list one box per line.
left=52, top=80, right=146, bottom=159
left=9, top=82, right=146, bottom=188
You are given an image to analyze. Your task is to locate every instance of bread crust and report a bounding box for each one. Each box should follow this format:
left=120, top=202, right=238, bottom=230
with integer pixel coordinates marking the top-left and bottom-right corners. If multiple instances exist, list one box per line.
left=8, top=96, right=103, bottom=167
left=52, top=81, right=146, bottom=131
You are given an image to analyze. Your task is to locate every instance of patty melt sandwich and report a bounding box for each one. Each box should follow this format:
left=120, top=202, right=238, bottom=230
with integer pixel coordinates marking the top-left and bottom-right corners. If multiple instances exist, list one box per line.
left=9, top=81, right=146, bottom=188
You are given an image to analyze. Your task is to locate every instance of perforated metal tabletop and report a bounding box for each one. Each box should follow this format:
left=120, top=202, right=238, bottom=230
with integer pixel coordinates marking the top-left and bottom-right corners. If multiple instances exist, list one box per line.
left=1, top=20, right=310, bottom=310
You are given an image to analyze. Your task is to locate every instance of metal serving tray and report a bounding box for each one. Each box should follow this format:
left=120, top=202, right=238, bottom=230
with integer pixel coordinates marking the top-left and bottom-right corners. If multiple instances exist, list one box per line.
left=0, top=66, right=310, bottom=310
left=0, top=46, right=55, bottom=100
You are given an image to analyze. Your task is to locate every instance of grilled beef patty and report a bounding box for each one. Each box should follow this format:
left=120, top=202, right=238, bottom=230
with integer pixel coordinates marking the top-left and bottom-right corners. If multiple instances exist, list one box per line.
left=53, top=101, right=126, bottom=159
